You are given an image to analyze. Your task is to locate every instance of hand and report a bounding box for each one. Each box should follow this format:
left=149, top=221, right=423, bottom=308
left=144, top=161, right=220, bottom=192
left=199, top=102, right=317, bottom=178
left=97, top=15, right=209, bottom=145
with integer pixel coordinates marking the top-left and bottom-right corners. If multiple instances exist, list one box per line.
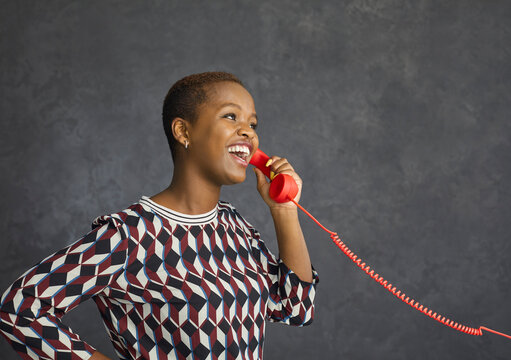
left=253, top=155, right=302, bottom=210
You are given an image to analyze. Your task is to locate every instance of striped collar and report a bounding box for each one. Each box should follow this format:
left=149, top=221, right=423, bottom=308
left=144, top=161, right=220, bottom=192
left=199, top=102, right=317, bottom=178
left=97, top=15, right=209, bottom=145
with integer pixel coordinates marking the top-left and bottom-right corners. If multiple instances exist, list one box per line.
left=139, top=196, right=218, bottom=225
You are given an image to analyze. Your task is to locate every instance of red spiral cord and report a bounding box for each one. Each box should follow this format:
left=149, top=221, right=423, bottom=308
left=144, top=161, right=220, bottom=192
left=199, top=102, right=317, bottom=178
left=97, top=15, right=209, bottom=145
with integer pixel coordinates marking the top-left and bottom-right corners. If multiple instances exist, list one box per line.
left=289, top=198, right=511, bottom=340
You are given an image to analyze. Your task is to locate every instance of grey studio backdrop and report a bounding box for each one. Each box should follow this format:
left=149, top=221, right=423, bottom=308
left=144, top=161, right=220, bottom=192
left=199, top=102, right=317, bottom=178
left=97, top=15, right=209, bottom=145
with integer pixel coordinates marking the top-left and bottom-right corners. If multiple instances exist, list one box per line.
left=1, top=1, right=510, bottom=359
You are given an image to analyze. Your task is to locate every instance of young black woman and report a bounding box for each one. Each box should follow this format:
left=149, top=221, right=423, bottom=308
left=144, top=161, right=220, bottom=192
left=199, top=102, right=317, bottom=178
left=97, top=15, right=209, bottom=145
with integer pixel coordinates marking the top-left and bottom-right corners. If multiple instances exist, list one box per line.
left=0, top=71, right=319, bottom=360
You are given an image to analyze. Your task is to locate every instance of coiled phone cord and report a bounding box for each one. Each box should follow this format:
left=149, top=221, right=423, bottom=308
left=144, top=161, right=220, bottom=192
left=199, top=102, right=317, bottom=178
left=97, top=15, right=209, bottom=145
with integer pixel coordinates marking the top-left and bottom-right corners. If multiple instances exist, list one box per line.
left=289, top=198, right=511, bottom=340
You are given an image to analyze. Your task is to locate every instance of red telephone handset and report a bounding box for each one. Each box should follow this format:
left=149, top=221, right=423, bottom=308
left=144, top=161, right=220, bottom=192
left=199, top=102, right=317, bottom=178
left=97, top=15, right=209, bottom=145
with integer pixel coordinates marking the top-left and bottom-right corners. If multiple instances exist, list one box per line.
left=249, top=149, right=299, bottom=203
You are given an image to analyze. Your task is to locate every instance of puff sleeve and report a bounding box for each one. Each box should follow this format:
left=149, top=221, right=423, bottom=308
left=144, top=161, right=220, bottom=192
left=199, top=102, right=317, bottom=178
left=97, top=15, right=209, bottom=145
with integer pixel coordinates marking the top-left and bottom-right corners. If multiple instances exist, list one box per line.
left=0, top=215, right=128, bottom=360
left=238, top=213, right=319, bottom=326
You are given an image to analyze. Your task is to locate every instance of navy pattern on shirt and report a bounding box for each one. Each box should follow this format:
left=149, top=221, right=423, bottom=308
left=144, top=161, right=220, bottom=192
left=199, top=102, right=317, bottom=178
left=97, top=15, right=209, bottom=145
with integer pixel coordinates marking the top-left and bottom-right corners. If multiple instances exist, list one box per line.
left=0, top=196, right=318, bottom=359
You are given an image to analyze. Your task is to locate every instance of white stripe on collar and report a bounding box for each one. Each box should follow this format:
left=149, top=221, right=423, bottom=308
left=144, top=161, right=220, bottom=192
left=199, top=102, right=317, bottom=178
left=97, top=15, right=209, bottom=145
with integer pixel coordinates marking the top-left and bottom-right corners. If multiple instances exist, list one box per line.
left=139, top=196, right=218, bottom=225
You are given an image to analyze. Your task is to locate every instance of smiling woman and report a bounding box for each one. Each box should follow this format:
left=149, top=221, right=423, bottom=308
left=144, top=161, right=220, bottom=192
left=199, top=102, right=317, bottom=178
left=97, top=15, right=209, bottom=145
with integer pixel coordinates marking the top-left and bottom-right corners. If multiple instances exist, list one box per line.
left=0, top=71, right=319, bottom=360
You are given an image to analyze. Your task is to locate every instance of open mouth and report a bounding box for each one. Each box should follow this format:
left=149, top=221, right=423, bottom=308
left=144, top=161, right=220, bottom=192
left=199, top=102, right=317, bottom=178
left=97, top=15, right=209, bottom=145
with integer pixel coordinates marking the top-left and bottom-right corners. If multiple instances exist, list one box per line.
left=227, top=144, right=250, bottom=165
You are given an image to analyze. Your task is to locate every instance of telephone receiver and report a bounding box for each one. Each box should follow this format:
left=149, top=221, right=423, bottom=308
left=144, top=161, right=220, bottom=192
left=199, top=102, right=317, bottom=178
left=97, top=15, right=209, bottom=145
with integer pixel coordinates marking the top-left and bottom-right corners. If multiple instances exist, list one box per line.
left=249, top=149, right=299, bottom=203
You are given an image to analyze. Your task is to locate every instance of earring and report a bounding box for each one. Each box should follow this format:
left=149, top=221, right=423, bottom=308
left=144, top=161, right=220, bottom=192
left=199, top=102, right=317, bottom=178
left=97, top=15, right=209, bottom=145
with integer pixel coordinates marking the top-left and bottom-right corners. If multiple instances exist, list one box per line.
left=185, top=140, right=189, bottom=149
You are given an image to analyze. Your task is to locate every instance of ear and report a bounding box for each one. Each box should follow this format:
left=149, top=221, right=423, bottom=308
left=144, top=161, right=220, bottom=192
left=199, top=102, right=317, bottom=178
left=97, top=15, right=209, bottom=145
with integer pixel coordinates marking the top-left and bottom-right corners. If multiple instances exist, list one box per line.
left=171, top=117, right=191, bottom=147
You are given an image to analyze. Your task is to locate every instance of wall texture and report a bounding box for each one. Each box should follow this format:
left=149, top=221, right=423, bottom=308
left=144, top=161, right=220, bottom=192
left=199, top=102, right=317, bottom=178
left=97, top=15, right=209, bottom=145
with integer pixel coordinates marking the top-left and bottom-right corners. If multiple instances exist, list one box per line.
left=1, top=1, right=510, bottom=359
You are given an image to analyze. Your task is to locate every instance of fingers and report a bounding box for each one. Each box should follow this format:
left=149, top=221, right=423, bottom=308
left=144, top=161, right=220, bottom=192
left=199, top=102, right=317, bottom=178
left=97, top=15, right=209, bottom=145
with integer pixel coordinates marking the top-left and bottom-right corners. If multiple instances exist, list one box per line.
left=266, top=156, right=295, bottom=179
left=253, top=167, right=268, bottom=187
left=258, top=155, right=302, bottom=206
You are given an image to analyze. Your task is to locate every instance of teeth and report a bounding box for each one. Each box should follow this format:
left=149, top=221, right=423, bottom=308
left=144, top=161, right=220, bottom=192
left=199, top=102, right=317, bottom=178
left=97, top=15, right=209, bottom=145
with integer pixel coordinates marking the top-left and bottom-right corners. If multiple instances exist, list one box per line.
left=227, top=145, right=250, bottom=156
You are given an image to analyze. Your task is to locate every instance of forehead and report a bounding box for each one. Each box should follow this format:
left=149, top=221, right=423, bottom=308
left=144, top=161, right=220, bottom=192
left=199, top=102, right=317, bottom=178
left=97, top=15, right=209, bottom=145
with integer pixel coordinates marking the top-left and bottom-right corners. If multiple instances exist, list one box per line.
left=203, top=81, right=255, bottom=110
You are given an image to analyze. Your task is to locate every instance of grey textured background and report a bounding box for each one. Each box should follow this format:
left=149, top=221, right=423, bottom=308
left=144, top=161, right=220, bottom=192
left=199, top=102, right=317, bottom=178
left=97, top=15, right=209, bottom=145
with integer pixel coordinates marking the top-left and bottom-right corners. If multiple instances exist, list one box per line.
left=1, top=1, right=510, bottom=359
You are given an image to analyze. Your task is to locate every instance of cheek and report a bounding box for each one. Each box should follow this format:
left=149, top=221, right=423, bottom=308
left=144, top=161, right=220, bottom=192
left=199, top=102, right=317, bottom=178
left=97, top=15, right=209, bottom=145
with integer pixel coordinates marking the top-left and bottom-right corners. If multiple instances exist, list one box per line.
left=210, top=123, right=236, bottom=143
left=253, top=134, right=259, bottom=148
left=203, top=125, right=232, bottom=155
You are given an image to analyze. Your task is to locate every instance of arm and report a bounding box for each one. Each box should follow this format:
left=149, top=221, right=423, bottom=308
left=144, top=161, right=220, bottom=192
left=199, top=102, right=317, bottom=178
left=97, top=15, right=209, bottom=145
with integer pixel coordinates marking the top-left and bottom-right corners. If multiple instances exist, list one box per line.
left=240, top=201, right=318, bottom=326
left=251, top=156, right=318, bottom=326
left=270, top=207, right=313, bottom=282
left=0, top=215, right=128, bottom=360
left=253, top=155, right=313, bottom=282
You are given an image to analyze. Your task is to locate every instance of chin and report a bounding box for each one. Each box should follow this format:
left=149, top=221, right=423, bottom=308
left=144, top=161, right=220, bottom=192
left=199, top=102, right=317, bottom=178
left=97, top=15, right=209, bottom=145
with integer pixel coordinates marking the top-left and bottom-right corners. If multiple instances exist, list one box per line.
left=226, top=170, right=247, bottom=185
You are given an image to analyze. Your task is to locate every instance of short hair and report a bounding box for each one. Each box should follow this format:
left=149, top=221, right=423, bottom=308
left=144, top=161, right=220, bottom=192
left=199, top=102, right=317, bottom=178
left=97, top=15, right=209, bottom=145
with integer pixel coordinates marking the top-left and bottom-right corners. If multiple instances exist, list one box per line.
left=162, top=71, right=245, bottom=161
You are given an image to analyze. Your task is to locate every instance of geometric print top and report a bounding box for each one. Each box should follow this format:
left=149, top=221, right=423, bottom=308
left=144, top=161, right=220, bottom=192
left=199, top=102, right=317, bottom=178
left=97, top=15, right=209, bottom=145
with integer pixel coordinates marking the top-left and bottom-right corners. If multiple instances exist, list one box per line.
left=0, top=196, right=319, bottom=360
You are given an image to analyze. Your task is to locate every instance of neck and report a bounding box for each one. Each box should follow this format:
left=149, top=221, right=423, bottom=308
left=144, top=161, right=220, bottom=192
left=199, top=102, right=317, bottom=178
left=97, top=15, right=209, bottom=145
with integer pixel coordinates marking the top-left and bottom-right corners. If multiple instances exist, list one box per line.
left=150, top=159, right=221, bottom=215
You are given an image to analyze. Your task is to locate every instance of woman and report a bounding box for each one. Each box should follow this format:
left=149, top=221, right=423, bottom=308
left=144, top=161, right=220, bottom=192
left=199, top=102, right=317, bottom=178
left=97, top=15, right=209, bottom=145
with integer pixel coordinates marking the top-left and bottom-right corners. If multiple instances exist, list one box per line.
left=0, top=71, right=318, bottom=360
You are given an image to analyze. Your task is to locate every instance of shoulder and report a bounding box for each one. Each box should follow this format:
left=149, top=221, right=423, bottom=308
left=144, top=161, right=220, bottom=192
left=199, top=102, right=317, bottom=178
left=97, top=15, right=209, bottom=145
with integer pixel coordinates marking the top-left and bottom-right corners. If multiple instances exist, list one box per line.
left=218, top=199, right=237, bottom=214
left=217, top=200, right=258, bottom=234
left=91, top=200, right=156, bottom=231
left=218, top=200, right=244, bottom=220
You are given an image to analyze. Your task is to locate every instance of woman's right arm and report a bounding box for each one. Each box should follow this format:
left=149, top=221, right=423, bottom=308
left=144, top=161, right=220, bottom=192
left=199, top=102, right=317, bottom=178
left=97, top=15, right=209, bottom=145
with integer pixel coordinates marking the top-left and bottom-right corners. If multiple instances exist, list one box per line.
left=0, top=215, right=128, bottom=360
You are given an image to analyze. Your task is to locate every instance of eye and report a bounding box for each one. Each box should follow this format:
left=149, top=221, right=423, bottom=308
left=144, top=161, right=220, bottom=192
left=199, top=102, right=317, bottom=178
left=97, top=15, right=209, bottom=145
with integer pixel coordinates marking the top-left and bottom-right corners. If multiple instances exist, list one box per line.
left=223, top=113, right=236, bottom=121
left=250, top=123, right=258, bottom=130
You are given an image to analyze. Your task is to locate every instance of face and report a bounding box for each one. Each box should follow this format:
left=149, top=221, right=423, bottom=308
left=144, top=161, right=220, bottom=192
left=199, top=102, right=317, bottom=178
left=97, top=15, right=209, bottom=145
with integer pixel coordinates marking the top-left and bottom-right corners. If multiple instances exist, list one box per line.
left=186, top=81, right=259, bottom=186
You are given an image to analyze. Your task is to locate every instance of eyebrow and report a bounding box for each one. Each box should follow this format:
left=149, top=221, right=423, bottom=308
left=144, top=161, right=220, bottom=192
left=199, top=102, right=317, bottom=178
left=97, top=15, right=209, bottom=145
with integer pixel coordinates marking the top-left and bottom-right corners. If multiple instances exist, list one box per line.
left=219, top=102, right=258, bottom=121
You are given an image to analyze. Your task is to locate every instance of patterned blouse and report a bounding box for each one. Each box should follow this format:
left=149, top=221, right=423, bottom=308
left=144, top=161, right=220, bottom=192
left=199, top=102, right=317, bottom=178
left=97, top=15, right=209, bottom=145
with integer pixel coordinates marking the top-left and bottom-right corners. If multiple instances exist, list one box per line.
left=0, top=196, right=318, bottom=359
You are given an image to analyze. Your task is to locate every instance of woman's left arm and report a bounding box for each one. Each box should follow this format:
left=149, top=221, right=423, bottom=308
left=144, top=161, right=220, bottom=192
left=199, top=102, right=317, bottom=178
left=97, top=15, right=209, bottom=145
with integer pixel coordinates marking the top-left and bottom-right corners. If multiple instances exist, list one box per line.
left=269, top=207, right=313, bottom=282
left=253, top=155, right=313, bottom=282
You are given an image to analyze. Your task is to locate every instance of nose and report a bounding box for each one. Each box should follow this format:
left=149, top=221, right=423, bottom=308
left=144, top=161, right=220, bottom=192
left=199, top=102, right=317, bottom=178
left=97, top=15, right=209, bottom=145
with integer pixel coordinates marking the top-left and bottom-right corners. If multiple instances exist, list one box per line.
left=238, top=122, right=256, bottom=139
